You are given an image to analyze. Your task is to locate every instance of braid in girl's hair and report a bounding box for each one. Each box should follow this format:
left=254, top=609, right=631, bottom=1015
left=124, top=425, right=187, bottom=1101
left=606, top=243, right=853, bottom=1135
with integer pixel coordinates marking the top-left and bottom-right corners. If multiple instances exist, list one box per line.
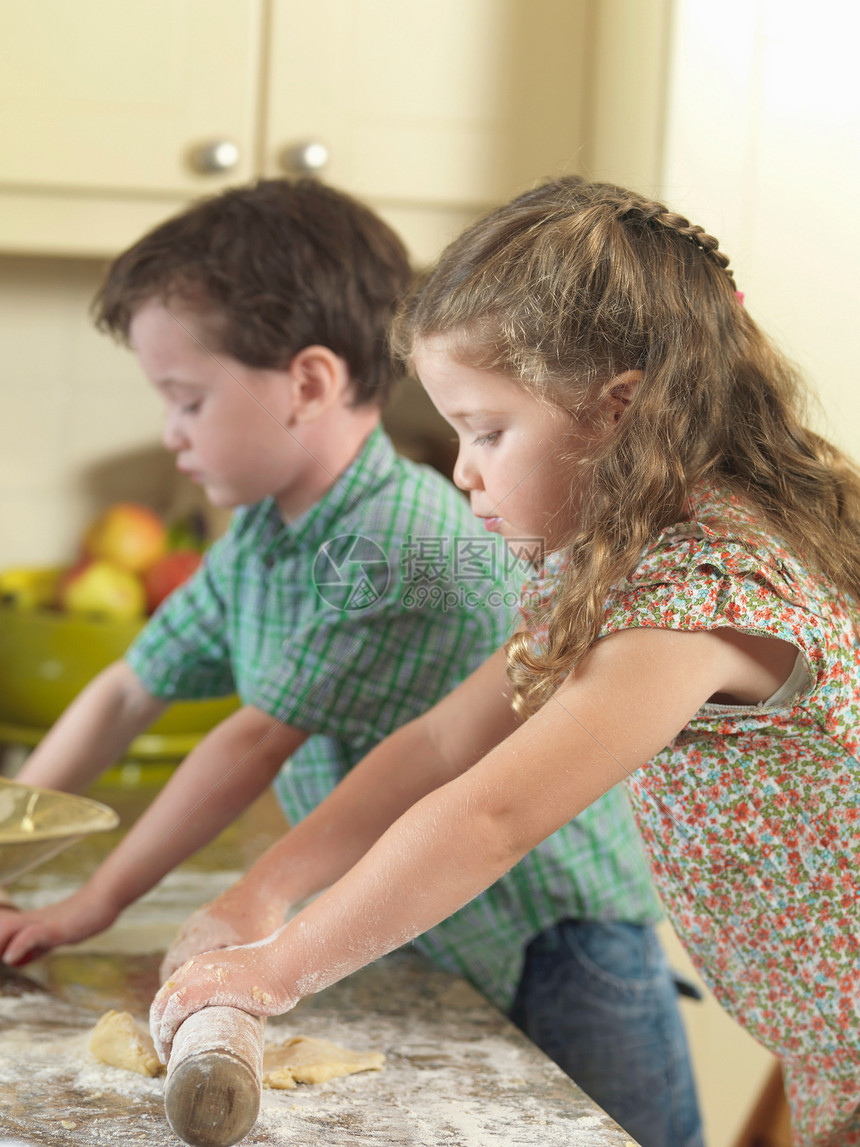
left=614, top=196, right=736, bottom=286
left=393, top=175, right=860, bottom=718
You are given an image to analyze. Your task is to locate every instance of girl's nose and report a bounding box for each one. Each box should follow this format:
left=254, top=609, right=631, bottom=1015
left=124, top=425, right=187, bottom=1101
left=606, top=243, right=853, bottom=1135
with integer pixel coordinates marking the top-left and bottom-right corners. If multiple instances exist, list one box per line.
left=452, top=449, right=480, bottom=493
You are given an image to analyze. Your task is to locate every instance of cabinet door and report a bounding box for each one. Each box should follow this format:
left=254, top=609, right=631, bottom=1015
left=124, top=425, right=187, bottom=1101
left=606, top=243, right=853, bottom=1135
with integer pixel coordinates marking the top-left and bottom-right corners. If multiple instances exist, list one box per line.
left=264, top=0, right=589, bottom=208
left=0, top=0, right=262, bottom=195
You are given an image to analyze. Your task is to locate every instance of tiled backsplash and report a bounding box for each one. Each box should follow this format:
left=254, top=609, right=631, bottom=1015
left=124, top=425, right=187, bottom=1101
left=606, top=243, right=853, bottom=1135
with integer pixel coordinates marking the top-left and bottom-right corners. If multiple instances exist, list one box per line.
left=0, top=255, right=169, bottom=566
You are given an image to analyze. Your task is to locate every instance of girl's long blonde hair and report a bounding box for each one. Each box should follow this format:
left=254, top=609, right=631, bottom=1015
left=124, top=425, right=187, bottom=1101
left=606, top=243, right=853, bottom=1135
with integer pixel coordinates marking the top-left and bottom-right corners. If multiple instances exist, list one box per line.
left=392, top=176, right=860, bottom=717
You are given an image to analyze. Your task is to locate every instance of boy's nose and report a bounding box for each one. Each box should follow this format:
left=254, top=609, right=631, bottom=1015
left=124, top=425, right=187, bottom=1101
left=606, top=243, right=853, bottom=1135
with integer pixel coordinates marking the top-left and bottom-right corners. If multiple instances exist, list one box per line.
left=162, top=415, right=187, bottom=453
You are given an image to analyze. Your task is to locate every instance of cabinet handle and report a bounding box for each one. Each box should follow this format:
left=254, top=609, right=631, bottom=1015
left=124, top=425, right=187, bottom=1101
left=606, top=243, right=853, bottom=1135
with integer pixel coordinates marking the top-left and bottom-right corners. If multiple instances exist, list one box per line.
left=280, top=139, right=329, bottom=176
left=188, top=140, right=241, bottom=175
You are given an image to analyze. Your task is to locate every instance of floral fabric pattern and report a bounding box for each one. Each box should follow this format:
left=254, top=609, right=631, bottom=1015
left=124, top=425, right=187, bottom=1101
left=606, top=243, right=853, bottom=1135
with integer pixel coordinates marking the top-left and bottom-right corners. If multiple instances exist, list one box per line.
left=537, top=489, right=860, bottom=1145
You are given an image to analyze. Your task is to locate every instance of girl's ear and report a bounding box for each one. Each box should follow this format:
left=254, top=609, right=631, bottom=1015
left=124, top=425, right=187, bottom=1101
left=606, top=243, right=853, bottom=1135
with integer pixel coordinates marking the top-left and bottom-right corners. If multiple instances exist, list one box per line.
left=607, top=369, right=643, bottom=424
left=286, top=345, right=352, bottom=423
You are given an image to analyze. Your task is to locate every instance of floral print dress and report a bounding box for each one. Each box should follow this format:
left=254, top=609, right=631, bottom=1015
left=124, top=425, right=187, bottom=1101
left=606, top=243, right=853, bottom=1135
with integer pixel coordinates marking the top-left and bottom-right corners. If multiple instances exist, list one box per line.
left=529, top=488, right=860, bottom=1146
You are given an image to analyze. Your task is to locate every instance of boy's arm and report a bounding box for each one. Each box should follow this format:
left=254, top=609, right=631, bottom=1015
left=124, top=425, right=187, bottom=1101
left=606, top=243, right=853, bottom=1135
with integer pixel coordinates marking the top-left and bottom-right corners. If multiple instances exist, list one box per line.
left=160, top=645, right=518, bottom=978
left=0, top=706, right=307, bottom=965
left=15, top=660, right=168, bottom=793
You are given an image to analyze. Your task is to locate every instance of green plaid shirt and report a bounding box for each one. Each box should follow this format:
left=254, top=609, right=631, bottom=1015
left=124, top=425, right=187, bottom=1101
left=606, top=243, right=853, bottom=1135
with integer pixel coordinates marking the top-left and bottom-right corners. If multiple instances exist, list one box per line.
left=128, top=427, right=660, bottom=1010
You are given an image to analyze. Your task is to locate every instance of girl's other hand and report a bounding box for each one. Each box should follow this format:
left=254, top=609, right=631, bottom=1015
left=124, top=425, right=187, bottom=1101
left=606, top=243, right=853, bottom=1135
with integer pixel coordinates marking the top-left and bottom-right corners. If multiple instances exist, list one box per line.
left=159, top=882, right=288, bottom=982
left=150, top=933, right=296, bottom=1064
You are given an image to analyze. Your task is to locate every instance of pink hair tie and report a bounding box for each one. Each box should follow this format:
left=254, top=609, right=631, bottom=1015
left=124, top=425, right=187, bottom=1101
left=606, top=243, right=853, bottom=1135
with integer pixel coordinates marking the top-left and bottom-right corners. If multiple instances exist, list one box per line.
left=735, top=290, right=745, bottom=305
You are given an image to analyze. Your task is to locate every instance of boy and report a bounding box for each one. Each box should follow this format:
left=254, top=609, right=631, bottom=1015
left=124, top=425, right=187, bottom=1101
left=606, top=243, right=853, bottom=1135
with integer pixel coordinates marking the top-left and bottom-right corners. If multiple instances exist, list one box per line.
left=0, top=179, right=513, bottom=955
left=0, top=180, right=699, bottom=1147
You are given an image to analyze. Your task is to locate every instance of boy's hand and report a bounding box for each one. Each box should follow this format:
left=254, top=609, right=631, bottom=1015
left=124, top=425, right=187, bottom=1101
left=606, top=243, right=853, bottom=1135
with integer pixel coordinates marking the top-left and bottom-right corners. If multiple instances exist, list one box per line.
left=159, top=881, right=287, bottom=983
left=151, top=934, right=296, bottom=1064
left=0, top=889, right=117, bottom=966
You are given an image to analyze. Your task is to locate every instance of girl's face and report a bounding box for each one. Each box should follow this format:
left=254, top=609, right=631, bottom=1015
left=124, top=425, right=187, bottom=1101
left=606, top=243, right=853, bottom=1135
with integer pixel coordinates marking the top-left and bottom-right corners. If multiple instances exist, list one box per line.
left=414, top=337, right=598, bottom=559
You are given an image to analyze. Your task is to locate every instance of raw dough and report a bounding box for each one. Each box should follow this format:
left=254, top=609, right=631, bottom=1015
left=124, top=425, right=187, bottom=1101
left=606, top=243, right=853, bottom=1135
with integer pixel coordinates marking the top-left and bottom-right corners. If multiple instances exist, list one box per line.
left=88, top=1012, right=384, bottom=1090
left=262, top=1035, right=385, bottom=1089
left=89, top=1009, right=163, bottom=1077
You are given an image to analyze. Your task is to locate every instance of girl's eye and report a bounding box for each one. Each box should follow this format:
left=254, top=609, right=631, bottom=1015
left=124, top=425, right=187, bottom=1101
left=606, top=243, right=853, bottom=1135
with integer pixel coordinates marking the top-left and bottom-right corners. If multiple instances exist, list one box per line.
left=473, top=431, right=501, bottom=446
left=181, top=400, right=202, bottom=415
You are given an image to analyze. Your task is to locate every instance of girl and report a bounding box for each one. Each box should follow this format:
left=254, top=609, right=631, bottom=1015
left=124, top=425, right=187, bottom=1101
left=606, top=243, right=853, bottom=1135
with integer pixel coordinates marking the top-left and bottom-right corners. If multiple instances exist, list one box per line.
left=152, top=177, right=860, bottom=1146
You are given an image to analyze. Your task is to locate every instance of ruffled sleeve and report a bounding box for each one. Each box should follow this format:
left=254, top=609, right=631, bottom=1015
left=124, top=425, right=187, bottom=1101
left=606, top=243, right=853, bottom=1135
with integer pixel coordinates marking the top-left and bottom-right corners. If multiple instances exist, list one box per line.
left=599, top=515, right=845, bottom=715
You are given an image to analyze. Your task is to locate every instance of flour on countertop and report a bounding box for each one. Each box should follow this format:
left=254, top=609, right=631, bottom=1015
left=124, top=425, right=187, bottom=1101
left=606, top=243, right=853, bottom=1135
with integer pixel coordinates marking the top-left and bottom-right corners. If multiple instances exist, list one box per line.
left=0, top=987, right=601, bottom=1147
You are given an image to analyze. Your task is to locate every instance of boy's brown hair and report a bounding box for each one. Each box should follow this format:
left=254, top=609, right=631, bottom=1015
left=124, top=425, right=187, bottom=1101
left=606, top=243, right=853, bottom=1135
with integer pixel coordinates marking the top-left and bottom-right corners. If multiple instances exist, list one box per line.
left=94, top=178, right=413, bottom=407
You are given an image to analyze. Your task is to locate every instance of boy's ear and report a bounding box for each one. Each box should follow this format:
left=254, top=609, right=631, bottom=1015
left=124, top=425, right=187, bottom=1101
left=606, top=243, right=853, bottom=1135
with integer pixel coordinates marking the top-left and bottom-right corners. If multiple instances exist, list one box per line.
left=285, top=346, right=352, bottom=423
left=606, top=369, right=642, bottom=425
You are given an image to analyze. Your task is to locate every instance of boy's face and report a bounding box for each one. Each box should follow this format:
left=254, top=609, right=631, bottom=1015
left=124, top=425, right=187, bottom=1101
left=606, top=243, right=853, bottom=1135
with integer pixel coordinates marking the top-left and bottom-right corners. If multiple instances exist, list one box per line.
left=414, top=337, right=597, bottom=559
left=130, top=299, right=307, bottom=514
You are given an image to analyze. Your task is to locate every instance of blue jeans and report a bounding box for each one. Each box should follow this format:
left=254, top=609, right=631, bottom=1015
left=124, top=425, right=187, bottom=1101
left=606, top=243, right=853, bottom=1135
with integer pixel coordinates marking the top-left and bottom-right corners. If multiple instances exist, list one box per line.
left=508, top=920, right=704, bottom=1147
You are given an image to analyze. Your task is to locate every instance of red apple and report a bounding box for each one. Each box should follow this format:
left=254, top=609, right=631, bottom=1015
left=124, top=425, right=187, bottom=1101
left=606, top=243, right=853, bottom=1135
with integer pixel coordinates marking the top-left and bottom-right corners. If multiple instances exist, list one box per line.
left=142, top=550, right=203, bottom=613
left=83, top=503, right=168, bottom=574
left=60, top=559, right=146, bottom=620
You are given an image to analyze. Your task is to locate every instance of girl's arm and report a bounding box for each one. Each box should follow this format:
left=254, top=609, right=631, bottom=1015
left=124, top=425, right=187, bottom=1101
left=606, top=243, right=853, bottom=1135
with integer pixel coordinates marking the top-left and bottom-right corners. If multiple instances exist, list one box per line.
left=159, top=645, right=519, bottom=978
left=0, top=705, right=308, bottom=965
left=154, top=624, right=792, bottom=1057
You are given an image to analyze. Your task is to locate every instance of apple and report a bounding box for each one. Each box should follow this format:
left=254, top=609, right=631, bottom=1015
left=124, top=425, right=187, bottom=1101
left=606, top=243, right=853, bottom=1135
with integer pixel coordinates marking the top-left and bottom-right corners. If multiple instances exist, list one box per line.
left=142, top=550, right=203, bottom=613
left=60, top=559, right=146, bottom=620
left=83, top=503, right=167, bottom=574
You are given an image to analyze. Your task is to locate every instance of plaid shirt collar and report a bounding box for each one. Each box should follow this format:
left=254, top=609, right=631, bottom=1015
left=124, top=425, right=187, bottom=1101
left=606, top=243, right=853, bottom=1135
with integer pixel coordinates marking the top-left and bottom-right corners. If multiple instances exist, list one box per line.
left=255, top=424, right=394, bottom=553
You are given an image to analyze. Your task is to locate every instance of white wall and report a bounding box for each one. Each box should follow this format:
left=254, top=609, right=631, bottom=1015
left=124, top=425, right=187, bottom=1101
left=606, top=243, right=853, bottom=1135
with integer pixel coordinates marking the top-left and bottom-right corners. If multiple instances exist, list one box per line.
left=660, top=0, right=860, bottom=459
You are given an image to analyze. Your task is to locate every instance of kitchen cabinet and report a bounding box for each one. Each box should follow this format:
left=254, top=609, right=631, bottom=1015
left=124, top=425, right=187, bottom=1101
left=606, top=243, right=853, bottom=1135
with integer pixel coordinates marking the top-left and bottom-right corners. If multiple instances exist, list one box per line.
left=0, top=0, right=596, bottom=263
left=0, top=0, right=262, bottom=257
left=0, top=0, right=261, bottom=195
left=265, top=0, right=588, bottom=206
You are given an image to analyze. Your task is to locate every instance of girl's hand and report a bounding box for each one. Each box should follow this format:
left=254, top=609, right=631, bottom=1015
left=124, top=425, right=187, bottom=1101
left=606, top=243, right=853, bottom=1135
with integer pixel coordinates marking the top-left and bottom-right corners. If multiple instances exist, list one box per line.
left=0, top=889, right=117, bottom=966
left=159, top=882, right=288, bottom=983
left=150, top=933, right=296, bottom=1064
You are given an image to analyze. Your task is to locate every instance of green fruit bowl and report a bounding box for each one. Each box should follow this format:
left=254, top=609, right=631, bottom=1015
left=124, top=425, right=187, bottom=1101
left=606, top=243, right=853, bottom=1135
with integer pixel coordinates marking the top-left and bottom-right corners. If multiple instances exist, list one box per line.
left=0, top=604, right=239, bottom=761
left=0, top=775, right=120, bottom=884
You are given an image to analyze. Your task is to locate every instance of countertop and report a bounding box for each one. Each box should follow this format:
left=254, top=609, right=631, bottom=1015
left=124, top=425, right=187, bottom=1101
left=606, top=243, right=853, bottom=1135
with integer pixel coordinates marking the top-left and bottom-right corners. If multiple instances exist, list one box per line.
left=0, top=775, right=640, bottom=1146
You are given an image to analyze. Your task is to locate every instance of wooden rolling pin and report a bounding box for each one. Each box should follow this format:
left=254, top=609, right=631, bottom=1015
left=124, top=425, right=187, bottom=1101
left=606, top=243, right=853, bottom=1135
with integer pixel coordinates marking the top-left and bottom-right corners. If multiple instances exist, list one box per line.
left=164, top=1006, right=266, bottom=1147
